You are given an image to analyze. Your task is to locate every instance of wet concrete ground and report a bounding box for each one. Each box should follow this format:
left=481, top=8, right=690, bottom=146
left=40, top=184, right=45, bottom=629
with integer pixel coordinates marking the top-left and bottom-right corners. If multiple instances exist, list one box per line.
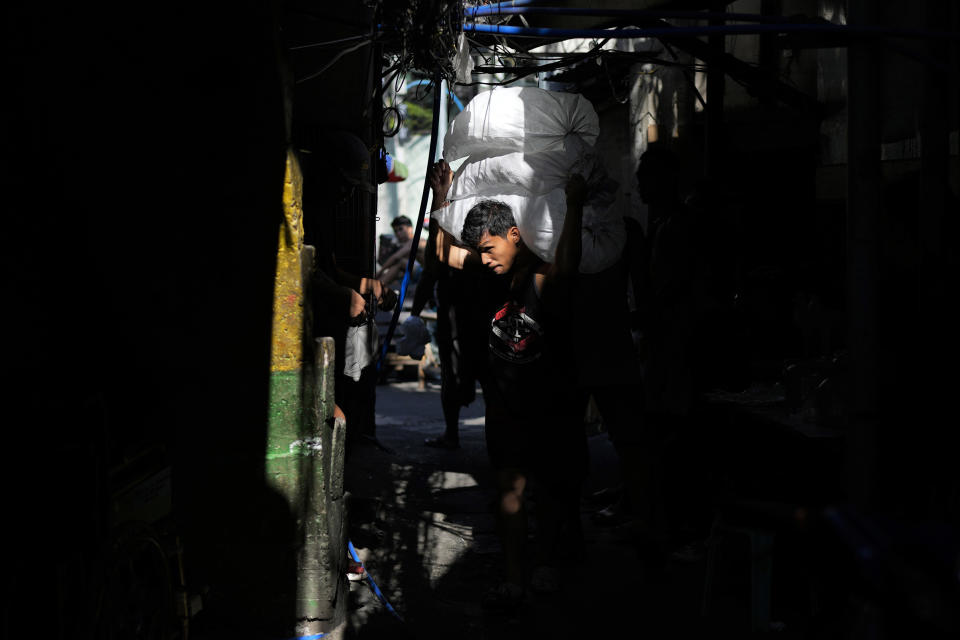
left=341, top=380, right=779, bottom=639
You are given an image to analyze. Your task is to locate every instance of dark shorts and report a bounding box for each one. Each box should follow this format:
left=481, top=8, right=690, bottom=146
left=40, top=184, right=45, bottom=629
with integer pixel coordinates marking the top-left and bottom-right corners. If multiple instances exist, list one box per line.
left=482, top=382, right=587, bottom=481
left=436, top=299, right=484, bottom=407
left=434, top=269, right=498, bottom=408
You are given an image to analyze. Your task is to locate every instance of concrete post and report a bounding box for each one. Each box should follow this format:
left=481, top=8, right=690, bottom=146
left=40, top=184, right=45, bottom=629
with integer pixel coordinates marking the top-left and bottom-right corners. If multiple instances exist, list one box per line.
left=292, top=336, right=346, bottom=638
left=266, top=151, right=347, bottom=637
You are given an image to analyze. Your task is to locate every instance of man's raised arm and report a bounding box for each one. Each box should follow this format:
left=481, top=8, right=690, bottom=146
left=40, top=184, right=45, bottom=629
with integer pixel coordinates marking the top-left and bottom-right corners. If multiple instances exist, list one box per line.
left=428, top=159, right=479, bottom=271
left=552, top=173, right=587, bottom=278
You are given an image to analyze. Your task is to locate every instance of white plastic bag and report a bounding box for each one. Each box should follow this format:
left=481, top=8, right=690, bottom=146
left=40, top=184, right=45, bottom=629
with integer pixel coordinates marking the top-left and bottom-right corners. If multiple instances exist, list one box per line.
left=434, top=87, right=624, bottom=272
left=443, top=86, right=599, bottom=160
left=449, top=135, right=597, bottom=200
left=343, top=319, right=378, bottom=382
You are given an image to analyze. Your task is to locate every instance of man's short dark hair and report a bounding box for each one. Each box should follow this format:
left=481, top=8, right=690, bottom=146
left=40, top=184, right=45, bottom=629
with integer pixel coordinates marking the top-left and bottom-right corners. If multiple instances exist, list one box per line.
left=391, top=215, right=412, bottom=228
left=461, top=200, right=516, bottom=249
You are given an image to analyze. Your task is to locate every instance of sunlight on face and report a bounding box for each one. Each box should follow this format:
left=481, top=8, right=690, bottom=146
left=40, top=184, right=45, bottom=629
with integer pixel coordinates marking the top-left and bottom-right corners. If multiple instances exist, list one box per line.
left=477, top=228, right=520, bottom=274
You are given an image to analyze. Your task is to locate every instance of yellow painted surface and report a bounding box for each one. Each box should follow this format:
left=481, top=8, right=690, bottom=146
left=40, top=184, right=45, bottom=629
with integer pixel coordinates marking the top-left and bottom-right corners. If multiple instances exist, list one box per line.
left=270, top=149, right=304, bottom=372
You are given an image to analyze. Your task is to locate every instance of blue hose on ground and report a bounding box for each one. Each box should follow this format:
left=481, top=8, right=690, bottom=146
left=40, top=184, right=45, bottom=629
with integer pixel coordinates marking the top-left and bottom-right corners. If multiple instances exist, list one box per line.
left=280, top=540, right=404, bottom=639
left=376, top=69, right=442, bottom=373
left=348, top=540, right=405, bottom=623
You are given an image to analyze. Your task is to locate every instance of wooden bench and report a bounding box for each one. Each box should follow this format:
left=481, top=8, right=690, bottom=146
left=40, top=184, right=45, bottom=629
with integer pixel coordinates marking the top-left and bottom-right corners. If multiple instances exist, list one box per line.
left=384, top=343, right=436, bottom=389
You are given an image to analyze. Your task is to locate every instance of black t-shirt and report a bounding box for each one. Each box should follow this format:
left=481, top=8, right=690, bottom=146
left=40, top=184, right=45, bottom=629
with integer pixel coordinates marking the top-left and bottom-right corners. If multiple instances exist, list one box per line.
left=486, top=267, right=571, bottom=420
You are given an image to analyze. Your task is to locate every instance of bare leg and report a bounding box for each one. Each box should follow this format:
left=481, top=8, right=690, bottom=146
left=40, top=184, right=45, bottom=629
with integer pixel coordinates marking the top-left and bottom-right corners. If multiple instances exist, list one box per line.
left=425, top=344, right=462, bottom=449
left=496, top=468, right=527, bottom=587
left=440, top=392, right=461, bottom=444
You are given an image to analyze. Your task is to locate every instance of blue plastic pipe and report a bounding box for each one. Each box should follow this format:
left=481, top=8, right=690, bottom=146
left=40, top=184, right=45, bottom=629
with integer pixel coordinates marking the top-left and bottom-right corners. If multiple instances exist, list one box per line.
left=465, top=0, right=537, bottom=11
left=466, top=5, right=793, bottom=22
left=463, top=22, right=960, bottom=40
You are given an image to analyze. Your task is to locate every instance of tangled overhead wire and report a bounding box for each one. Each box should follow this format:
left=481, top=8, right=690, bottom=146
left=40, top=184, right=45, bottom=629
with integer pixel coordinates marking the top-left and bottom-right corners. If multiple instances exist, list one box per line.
left=368, top=0, right=465, bottom=134
left=380, top=0, right=464, bottom=84
left=382, top=105, right=403, bottom=137
left=288, top=0, right=464, bottom=89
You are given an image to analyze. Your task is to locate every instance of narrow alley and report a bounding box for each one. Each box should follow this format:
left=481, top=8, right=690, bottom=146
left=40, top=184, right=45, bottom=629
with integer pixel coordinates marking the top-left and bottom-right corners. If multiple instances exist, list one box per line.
left=6, top=2, right=958, bottom=638
left=342, top=379, right=776, bottom=639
